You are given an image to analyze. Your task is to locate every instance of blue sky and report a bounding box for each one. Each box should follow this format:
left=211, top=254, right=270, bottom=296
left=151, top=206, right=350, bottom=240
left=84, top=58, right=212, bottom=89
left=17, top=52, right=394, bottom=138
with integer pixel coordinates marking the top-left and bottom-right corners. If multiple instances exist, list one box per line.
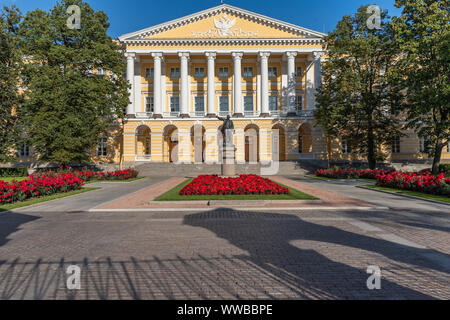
left=1, top=0, right=402, bottom=38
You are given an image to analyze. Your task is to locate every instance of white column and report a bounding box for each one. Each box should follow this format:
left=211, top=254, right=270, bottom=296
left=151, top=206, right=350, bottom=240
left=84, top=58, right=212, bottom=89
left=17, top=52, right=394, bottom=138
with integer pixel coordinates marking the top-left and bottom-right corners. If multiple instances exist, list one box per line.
left=125, top=52, right=136, bottom=117
left=152, top=52, right=163, bottom=118
left=256, top=63, right=261, bottom=115
left=286, top=52, right=298, bottom=115
left=179, top=52, right=190, bottom=118
left=205, top=52, right=217, bottom=117
left=306, top=51, right=324, bottom=110
left=134, top=58, right=142, bottom=115
left=232, top=52, right=244, bottom=117
left=259, top=52, right=270, bottom=117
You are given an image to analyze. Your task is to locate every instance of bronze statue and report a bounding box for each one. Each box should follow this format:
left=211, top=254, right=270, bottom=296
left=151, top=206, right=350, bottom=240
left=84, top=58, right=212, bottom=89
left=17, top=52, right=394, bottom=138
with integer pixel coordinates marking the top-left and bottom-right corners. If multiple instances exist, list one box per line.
left=217, top=115, right=234, bottom=146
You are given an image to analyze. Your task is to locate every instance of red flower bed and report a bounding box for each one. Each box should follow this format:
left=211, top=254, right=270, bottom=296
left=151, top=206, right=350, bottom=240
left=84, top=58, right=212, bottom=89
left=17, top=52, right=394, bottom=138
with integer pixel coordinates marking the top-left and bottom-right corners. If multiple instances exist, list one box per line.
left=376, top=171, right=450, bottom=197
left=0, top=173, right=84, bottom=205
left=73, top=169, right=138, bottom=181
left=180, top=175, right=290, bottom=196
left=315, top=168, right=391, bottom=179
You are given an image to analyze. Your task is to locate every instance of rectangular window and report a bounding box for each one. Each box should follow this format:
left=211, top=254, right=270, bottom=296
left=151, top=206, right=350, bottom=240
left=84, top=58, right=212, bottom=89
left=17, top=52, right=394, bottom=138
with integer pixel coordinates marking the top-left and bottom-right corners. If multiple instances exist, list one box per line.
left=219, top=96, right=229, bottom=113
left=243, top=67, right=253, bottom=78
left=269, top=95, right=278, bottom=111
left=218, top=67, right=229, bottom=78
left=295, top=95, right=303, bottom=111
left=145, top=67, right=154, bottom=79
left=392, top=136, right=401, bottom=154
left=97, top=68, right=106, bottom=77
left=295, top=66, right=303, bottom=78
left=419, top=136, right=430, bottom=153
left=146, top=96, right=154, bottom=113
left=170, top=96, right=180, bottom=112
left=170, top=67, right=180, bottom=78
left=96, top=137, right=107, bottom=157
left=195, top=96, right=205, bottom=113
left=342, top=139, right=352, bottom=154
left=244, top=96, right=254, bottom=113
left=18, top=142, right=30, bottom=158
left=268, top=67, right=277, bottom=78
left=194, top=67, right=205, bottom=78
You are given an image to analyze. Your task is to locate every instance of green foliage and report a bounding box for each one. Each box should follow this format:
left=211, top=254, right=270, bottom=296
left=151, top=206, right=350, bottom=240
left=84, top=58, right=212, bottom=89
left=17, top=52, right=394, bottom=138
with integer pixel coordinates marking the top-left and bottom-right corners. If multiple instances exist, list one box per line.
left=19, top=0, right=129, bottom=164
left=390, top=0, right=450, bottom=173
left=315, top=5, right=403, bottom=169
left=0, top=5, right=23, bottom=163
left=0, top=167, right=28, bottom=177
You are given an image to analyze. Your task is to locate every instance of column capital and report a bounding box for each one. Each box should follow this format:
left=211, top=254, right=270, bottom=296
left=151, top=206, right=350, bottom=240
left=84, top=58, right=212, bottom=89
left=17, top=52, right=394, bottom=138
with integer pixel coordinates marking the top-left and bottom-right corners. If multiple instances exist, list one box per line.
left=286, top=51, right=298, bottom=59
left=232, top=52, right=244, bottom=59
left=125, top=52, right=136, bottom=59
left=309, top=51, right=325, bottom=62
left=152, top=52, right=164, bottom=59
left=258, top=52, right=271, bottom=59
left=178, top=52, right=190, bottom=59
left=205, top=52, right=217, bottom=59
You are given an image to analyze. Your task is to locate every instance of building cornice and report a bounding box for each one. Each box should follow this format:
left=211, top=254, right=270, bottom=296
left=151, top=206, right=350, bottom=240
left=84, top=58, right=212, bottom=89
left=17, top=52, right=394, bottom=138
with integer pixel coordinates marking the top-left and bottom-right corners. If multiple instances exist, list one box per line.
left=123, top=38, right=324, bottom=46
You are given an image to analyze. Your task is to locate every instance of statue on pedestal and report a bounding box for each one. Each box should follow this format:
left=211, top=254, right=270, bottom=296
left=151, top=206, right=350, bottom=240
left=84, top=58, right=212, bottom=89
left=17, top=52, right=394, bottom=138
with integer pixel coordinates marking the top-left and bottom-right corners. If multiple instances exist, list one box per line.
left=216, top=115, right=236, bottom=176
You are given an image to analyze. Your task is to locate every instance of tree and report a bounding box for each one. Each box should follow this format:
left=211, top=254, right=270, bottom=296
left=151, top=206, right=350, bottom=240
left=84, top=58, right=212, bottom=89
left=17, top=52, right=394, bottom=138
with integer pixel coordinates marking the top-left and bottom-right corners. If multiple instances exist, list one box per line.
left=0, top=5, right=22, bottom=163
left=19, top=0, right=129, bottom=165
left=390, top=0, right=449, bottom=174
left=315, top=6, right=403, bottom=169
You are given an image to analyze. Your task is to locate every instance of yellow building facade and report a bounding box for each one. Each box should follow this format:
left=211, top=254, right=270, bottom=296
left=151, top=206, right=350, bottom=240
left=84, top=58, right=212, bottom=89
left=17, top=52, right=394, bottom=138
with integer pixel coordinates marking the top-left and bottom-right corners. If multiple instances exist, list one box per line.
left=88, top=4, right=449, bottom=166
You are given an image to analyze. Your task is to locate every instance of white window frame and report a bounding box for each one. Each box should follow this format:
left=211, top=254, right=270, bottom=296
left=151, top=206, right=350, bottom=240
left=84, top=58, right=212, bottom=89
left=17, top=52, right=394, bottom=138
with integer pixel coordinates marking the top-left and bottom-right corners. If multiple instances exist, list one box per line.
left=96, top=137, right=107, bottom=157
left=342, top=139, right=352, bottom=154
left=244, top=95, right=254, bottom=115
left=194, top=67, right=205, bottom=78
left=18, top=142, right=30, bottom=158
left=295, top=66, right=303, bottom=78
left=145, top=67, right=154, bottom=79
left=219, top=95, right=230, bottom=115
left=218, top=67, right=229, bottom=79
left=170, top=67, right=180, bottom=79
left=392, top=136, right=401, bottom=154
left=145, top=96, right=154, bottom=113
left=97, top=68, right=106, bottom=77
left=269, top=95, right=279, bottom=111
left=194, top=95, right=205, bottom=116
left=243, top=67, right=253, bottom=78
left=268, top=67, right=277, bottom=79
left=169, top=95, right=180, bottom=113
left=295, top=95, right=303, bottom=112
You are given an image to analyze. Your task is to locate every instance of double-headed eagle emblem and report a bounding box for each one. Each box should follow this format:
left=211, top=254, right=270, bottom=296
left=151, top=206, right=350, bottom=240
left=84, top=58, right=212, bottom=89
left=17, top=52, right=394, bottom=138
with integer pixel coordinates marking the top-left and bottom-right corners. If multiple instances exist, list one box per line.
left=213, top=14, right=236, bottom=36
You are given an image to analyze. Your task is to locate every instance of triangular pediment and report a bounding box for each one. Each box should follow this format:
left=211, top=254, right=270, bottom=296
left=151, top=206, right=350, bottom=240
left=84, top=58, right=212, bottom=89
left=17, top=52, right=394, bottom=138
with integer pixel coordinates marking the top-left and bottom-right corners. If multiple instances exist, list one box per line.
left=119, top=4, right=325, bottom=42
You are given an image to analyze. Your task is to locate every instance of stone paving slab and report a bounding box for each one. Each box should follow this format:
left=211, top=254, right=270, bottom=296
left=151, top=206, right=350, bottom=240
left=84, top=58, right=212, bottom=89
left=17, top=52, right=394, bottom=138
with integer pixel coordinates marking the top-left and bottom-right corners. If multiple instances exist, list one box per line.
left=95, top=176, right=377, bottom=211
left=0, top=208, right=449, bottom=299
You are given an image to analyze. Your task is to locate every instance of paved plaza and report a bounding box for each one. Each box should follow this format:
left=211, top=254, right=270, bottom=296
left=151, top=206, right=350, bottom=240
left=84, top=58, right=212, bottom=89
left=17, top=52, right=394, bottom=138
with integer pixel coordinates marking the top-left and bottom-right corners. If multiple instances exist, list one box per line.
left=0, top=177, right=448, bottom=300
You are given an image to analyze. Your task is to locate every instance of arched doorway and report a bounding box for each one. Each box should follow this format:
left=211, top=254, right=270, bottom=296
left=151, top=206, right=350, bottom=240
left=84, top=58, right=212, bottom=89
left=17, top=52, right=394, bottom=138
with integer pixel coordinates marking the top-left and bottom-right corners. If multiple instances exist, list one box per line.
left=191, top=125, right=206, bottom=163
left=272, top=124, right=286, bottom=161
left=163, top=125, right=178, bottom=163
left=298, top=123, right=312, bottom=155
left=245, top=124, right=259, bottom=163
left=135, top=125, right=151, bottom=161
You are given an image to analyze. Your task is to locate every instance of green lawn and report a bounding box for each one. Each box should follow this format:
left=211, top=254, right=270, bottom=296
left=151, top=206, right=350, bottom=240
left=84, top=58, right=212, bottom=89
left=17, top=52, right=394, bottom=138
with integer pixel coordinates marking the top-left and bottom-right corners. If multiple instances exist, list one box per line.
left=363, top=185, right=450, bottom=203
left=0, top=187, right=100, bottom=212
left=84, top=177, right=145, bottom=184
left=154, top=178, right=318, bottom=201
left=0, top=176, right=28, bottom=183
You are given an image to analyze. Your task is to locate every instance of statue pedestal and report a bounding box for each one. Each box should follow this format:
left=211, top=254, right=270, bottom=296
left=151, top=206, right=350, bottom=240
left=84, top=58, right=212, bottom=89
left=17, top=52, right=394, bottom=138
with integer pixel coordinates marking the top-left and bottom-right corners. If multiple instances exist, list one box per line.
left=221, top=144, right=236, bottom=177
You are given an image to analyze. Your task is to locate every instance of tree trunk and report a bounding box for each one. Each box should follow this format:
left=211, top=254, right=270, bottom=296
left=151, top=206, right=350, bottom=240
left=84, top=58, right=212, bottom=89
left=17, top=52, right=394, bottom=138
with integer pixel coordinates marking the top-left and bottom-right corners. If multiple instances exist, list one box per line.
left=326, top=136, right=332, bottom=169
left=367, top=126, right=376, bottom=170
left=119, top=123, right=124, bottom=170
left=432, top=142, right=443, bottom=174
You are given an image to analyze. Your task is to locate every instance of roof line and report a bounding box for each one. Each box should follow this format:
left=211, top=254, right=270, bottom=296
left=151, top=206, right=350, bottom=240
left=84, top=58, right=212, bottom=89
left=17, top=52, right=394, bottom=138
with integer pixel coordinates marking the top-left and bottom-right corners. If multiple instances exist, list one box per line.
left=118, top=4, right=326, bottom=41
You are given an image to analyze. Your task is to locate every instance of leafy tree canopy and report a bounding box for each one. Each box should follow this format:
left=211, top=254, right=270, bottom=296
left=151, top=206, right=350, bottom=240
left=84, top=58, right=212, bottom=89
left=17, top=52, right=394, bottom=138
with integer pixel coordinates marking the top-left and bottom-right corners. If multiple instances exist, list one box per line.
left=19, top=0, right=129, bottom=164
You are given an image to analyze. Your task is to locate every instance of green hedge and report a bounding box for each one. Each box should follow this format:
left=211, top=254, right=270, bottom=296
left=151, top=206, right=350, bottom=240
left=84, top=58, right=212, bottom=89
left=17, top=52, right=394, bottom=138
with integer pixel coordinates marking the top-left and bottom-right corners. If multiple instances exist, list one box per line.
left=0, top=168, right=29, bottom=177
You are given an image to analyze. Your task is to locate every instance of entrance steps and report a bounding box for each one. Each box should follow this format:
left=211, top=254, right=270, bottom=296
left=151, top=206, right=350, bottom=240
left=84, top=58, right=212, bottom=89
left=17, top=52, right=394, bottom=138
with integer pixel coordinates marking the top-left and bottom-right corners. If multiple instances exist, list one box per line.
left=133, top=161, right=317, bottom=177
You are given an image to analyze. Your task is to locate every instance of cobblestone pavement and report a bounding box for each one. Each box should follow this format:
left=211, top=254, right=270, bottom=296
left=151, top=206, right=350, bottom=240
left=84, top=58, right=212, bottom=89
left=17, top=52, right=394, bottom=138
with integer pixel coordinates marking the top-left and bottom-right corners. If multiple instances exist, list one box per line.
left=0, top=206, right=449, bottom=299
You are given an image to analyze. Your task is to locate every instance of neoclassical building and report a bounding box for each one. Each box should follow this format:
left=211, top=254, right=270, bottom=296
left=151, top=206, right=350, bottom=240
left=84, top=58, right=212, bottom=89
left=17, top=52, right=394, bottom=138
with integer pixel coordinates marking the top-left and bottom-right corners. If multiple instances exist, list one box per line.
left=83, top=4, right=447, bottom=166
left=112, top=4, right=327, bottom=165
